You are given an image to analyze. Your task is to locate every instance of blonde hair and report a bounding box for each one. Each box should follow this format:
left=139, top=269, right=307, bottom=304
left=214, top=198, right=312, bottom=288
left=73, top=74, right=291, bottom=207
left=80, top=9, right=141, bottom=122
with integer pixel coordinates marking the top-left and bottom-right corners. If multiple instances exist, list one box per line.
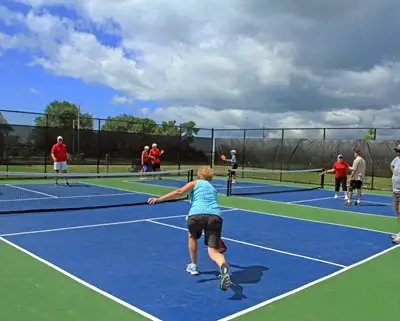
left=197, top=167, right=213, bottom=181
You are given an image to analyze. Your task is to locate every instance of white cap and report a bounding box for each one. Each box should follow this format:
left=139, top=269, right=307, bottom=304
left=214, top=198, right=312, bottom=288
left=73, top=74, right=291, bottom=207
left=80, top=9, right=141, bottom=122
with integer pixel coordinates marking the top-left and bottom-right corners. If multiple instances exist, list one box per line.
left=144, top=146, right=149, bottom=150
left=152, top=143, right=157, bottom=147
left=338, top=154, right=343, bottom=158
left=57, top=136, right=63, bottom=140
left=230, top=149, right=236, bottom=154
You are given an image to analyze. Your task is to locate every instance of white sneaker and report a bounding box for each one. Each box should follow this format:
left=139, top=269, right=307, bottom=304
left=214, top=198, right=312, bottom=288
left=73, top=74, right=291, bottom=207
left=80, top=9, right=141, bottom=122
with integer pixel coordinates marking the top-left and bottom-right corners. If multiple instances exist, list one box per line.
left=334, top=194, right=338, bottom=199
left=391, top=233, right=399, bottom=240
left=186, top=263, right=200, bottom=275
left=393, top=235, right=400, bottom=244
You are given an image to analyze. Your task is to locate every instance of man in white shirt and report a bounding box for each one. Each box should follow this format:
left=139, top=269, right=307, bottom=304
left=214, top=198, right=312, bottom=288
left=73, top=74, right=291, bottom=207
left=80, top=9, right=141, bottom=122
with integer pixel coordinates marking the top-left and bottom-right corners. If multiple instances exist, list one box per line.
left=391, top=144, right=400, bottom=244
left=345, top=150, right=366, bottom=206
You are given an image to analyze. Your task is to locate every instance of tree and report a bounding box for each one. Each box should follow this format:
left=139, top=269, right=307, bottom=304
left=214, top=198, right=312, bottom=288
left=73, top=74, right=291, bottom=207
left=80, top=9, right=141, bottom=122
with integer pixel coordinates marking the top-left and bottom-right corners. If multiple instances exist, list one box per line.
left=180, top=121, right=199, bottom=138
left=100, top=114, right=200, bottom=138
left=101, top=114, right=158, bottom=133
left=363, top=128, right=375, bottom=140
left=34, top=100, right=94, bottom=130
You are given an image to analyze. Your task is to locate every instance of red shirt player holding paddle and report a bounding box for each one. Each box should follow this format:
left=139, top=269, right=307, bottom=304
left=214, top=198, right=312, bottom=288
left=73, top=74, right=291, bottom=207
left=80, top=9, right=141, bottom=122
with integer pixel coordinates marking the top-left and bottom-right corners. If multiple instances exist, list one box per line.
left=149, top=143, right=164, bottom=179
left=325, top=154, right=349, bottom=200
left=51, top=136, right=69, bottom=185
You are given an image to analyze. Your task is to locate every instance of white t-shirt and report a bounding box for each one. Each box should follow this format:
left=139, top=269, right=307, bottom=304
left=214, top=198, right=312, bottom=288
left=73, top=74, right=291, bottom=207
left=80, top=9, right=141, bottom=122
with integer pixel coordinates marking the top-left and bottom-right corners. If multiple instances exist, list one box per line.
left=391, top=157, right=400, bottom=193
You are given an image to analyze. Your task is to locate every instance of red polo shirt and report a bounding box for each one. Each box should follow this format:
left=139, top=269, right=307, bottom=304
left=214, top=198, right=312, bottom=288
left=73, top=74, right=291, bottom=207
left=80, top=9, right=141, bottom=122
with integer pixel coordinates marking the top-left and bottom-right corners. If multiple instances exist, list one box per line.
left=51, top=143, right=68, bottom=162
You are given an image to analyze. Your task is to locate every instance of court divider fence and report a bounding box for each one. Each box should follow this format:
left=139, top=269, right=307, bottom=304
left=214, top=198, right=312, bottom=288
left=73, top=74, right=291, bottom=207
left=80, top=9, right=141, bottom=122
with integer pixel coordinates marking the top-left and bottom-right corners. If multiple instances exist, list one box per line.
left=0, top=110, right=399, bottom=190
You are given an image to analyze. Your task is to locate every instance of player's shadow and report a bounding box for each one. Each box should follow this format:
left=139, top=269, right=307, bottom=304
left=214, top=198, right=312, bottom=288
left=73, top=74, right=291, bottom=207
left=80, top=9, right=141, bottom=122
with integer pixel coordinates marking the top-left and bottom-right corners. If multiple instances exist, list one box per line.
left=197, top=264, right=268, bottom=300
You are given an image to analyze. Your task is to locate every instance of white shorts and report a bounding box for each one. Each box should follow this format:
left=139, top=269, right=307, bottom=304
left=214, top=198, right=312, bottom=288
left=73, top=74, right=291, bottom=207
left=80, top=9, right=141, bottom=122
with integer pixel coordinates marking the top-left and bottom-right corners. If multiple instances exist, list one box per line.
left=54, top=161, right=68, bottom=171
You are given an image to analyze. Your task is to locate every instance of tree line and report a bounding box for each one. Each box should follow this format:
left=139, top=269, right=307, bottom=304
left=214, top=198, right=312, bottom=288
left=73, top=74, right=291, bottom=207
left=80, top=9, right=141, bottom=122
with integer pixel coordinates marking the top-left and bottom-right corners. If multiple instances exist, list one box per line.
left=33, top=100, right=199, bottom=137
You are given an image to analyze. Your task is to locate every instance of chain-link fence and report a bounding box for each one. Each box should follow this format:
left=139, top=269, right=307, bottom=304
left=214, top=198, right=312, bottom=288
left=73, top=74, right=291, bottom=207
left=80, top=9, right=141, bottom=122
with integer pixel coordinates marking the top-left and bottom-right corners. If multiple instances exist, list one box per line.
left=0, top=110, right=398, bottom=190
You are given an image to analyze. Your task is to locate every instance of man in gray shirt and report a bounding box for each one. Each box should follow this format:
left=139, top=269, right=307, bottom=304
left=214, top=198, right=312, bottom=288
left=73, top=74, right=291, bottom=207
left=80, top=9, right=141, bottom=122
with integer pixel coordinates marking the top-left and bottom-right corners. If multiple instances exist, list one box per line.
left=391, top=144, right=400, bottom=244
left=346, top=150, right=366, bottom=206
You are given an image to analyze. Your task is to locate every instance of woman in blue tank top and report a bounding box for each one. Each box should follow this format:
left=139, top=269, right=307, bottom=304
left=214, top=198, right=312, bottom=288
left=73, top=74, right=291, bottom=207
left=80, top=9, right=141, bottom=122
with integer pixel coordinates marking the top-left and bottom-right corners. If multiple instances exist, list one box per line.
left=148, top=167, right=231, bottom=291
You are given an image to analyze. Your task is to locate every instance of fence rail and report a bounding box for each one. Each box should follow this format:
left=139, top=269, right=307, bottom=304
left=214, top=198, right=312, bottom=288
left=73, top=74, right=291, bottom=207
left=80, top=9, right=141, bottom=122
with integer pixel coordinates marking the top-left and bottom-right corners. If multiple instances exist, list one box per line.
left=0, top=110, right=398, bottom=190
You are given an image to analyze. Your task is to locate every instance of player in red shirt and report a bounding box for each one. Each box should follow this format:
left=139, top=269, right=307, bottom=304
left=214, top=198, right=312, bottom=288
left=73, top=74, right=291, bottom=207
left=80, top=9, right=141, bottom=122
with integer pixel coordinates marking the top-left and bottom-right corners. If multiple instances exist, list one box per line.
left=326, top=154, right=349, bottom=200
left=140, top=145, right=150, bottom=179
left=149, top=143, right=164, bottom=179
left=51, top=136, right=69, bottom=185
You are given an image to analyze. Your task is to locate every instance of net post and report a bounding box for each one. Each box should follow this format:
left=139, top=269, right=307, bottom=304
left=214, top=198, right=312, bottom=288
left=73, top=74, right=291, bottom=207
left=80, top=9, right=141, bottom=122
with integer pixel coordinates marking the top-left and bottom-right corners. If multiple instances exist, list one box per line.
left=44, top=114, right=49, bottom=174
left=178, top=126, right=182, bottom=171
left=96, top=119, right=101, bottom=174
left=279, top=129, right=284, bottom=182
left=242, top=129, right=246, bottom=179
left=370, top=128, right=377, bottom=189
left=320, top=169, right=325, bottom=189
left=210, top=128, right=214, bottom=168
left=226, top=169, right=232, bottom=196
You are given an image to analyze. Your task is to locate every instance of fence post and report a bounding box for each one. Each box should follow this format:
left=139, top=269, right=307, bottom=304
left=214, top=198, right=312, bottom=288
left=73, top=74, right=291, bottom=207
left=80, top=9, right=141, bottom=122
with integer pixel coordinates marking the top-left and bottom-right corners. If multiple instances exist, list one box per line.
left=242, top=129, right=246, bottom=178
left=178, top=126, right=182, bottom=170
left=96, top=119, right=101, bottom=174
left=370, top=128, right=377, bottom=189
left=44, top=114, right=49, bottom=173
left=279, top=129, right=284, bottom=181
left=210, top=128, right=214, bottom=168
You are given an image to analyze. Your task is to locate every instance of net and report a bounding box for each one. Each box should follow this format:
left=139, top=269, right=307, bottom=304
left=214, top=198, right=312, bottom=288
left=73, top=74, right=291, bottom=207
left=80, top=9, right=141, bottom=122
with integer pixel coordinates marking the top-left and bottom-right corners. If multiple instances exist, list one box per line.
left=227, top=168, right=325, bottom=196
left=0, top=169, right=193, bottom=215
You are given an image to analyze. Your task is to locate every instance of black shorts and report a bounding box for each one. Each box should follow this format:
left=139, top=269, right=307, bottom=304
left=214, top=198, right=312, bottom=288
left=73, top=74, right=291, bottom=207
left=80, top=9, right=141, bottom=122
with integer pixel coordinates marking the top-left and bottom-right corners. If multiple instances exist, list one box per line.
left=231, top=163, right=238, bottom=170
left=151, top=163, right=161, bottom=171
left=350, top=180, right=363, bottom=190
left=187, top=214, right=223, bottom=249
left=142, top=162, right=149, bottom=171
left=393, top=193, right=400, bottom=212
left=334, top=177, right=347, bottom=192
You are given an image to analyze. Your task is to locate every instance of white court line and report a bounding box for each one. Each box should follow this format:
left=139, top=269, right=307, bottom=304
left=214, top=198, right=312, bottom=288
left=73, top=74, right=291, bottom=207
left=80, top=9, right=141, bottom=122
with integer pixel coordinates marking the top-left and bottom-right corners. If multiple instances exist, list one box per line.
left=0, top=192, right=138, bottom=203
left=5, top=184, right=59, bottom=198
left=0, top=209, right=237, bottom=238
left=0, top=237, right=162, bottom=321
left=218, top=244, right=400, bottom=321
left=289, top=196, right=392, bottom=206
left=82, top=180, right=394, bottom=235
left=147, top=220, right=346, bottom=268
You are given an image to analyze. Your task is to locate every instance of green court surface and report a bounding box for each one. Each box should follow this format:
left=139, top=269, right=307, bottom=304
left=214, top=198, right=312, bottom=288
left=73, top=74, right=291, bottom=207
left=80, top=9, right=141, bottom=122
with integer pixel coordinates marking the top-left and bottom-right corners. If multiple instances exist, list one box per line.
left=1, top=175, right=400, bottom=321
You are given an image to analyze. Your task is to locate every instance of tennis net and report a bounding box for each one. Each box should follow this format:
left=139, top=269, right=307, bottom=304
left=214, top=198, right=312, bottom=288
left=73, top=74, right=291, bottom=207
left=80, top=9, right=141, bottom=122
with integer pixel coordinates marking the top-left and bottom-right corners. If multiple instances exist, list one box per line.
left=0, top=169, right=193, bottom=214
left=227, top=168, right=325, bottom=196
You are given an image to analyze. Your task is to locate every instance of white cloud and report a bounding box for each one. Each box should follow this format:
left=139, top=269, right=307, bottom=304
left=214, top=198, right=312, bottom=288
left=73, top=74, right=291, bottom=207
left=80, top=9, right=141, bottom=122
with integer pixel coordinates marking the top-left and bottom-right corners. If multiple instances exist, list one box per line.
left=28, top=88, right=39, bottom=94
left=1, top=1, right=400, bottom=134
left=111, top=94, right=133, bottom=105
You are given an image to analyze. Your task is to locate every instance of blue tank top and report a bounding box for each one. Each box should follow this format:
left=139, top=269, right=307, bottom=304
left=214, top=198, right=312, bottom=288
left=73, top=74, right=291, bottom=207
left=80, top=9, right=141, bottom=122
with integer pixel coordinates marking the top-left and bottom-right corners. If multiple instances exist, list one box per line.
left=188, top=180, right=221, bottom=217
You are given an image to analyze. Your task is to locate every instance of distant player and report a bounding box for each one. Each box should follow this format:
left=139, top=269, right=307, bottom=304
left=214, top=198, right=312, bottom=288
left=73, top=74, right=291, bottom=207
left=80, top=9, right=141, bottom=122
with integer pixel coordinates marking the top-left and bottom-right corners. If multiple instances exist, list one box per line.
left=149, top=143, right=164, bottom=179
left=147, top=167, right=231, bottom=291
left=325, top=155, right=349, bottom=200
left=141, top=146, right=150, bottom=180
left=51, top=136, right=69, bottom=185
left=391, top=144, right=400, bottom=244
left=225, top=150, right=238, bottom=183
left=345, top=150, right=366, bottom=206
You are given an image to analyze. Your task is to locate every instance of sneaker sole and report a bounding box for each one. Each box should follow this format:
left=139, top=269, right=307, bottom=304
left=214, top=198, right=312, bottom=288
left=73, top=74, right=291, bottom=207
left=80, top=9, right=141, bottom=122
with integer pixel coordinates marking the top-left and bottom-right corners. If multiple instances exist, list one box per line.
left=220, top=274, right=231, bottom=291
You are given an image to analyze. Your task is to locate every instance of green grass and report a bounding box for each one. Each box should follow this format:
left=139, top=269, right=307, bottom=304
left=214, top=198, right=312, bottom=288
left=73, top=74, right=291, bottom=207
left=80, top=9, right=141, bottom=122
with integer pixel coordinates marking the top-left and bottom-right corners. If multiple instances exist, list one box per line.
left=0, top=171, right=399, bottom=321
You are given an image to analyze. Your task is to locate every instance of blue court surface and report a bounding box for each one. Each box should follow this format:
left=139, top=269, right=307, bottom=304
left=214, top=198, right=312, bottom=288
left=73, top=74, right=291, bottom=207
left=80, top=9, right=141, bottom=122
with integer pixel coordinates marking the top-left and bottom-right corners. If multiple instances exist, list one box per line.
left=0, top=179, right=396, bottom=320
left=133, top=177, right=396, bottom=218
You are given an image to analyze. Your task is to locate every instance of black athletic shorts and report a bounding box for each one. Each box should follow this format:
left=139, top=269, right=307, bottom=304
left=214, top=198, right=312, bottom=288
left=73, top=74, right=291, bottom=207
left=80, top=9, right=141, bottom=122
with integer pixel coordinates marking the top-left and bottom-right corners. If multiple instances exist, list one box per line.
left=393, top=192, right=400, bottom=212
left=350, top=180, right=363, bottom=190
left=231, top=163, right=238, bottom=170
left=187, top=214, right=223, bottom=249
left=151, top=163, right=161, bottom=171
left=334, top=177, right=347, bottom=192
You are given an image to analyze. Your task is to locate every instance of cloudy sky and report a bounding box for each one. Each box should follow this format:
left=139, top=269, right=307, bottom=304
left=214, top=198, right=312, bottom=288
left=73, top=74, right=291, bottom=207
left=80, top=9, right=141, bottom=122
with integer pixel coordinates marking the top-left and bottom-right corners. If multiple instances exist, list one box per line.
left=1, top=0, right=400, bottom=139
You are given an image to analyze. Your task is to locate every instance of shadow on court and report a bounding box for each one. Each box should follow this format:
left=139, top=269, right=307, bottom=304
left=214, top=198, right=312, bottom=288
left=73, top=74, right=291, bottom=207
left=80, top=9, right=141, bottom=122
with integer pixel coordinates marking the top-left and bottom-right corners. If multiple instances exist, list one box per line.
left=197, top=264, right=269, bottom=300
